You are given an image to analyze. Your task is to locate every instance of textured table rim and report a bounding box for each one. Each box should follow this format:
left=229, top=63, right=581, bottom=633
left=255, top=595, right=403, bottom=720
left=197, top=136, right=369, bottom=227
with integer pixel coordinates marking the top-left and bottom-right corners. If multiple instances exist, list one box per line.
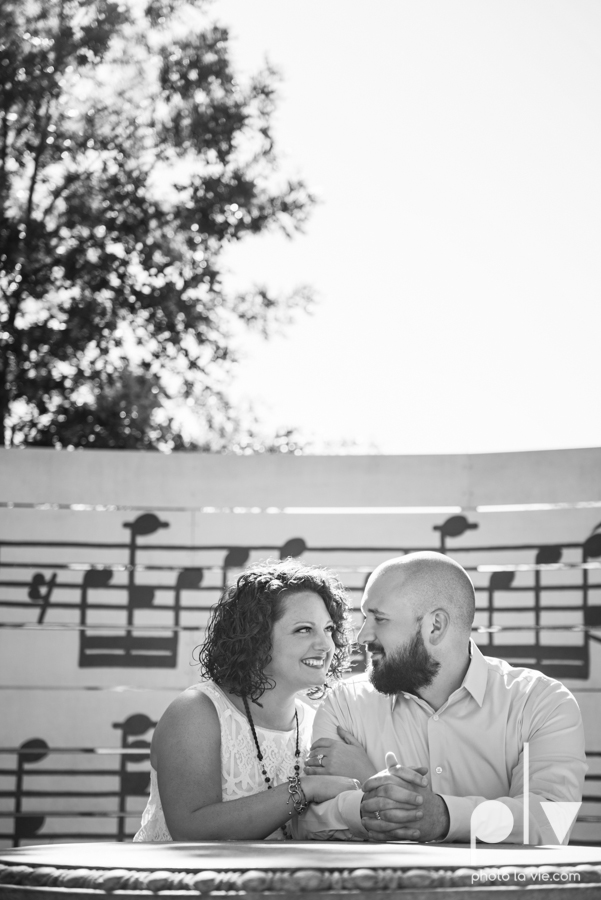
left=2, top=860, right=601, bottom=894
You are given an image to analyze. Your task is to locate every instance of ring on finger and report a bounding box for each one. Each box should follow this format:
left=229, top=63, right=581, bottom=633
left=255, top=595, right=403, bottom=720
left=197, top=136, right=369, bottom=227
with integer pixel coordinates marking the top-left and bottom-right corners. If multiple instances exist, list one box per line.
left=317, top=753, right=325, bottom=766
left=374, top=810, right=381, bottom=820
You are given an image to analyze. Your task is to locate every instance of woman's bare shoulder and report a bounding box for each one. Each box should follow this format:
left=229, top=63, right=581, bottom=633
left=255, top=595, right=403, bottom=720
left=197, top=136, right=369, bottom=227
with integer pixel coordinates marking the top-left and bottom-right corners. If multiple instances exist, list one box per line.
left=151, top=686, right=220, bottom=764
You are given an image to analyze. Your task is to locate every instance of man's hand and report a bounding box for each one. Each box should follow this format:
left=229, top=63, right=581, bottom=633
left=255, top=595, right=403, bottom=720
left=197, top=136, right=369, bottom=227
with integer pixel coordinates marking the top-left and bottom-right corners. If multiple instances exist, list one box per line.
left=305, top=727, right=377, bottom=783
left=360, top=756, right=450, bottom=843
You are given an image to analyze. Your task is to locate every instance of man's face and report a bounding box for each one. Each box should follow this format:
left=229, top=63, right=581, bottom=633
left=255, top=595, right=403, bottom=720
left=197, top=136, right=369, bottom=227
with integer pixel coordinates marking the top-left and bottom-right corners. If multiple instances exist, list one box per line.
left=357, top=569, right=440, bottom=696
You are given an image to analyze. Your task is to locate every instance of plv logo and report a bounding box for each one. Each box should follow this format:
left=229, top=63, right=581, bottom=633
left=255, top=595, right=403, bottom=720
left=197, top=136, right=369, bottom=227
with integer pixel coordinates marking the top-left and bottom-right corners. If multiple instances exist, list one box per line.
left=470, top=743, right=581, bottom=862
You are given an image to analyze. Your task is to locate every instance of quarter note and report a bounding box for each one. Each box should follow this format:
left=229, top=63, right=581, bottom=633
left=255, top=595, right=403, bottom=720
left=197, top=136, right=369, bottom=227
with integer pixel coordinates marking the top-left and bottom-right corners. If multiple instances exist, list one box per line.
left=123, top=514, right=169, bottom=610
left=222, top=548, right=249, bottom=588
left=114, top=514, right=177, bottom=669
left=433, top=516, right=478, bottom=553
left=280, top=538, right=306, bottom=559
left=112, top=714, right=156, bottom=841
left=13, top=738, right=49, bottom=846
left=531, top=545, right=586, bottom=679
left=173, top=568, right=204, bottom=629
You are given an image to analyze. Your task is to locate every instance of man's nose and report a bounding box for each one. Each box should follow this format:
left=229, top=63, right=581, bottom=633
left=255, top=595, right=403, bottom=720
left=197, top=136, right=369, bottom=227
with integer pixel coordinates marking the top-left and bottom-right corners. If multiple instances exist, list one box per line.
left=357, top=619, right=373, bottom=645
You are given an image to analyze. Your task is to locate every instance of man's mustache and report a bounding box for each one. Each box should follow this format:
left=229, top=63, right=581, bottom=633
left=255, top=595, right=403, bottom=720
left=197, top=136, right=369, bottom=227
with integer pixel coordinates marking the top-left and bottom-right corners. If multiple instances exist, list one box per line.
left=366, top=642, right=385, bottom=654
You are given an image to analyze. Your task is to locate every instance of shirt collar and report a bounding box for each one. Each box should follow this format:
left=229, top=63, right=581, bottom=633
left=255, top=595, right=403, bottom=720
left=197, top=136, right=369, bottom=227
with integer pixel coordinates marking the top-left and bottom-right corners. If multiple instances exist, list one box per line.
left=460, top=639, right=488, bottom=707
left=391, top=638, right=488, bottom=710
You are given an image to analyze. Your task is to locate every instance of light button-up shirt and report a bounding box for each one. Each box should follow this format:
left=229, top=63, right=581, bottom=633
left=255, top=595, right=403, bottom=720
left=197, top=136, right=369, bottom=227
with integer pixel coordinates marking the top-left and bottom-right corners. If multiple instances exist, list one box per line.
left=294, top=641, right=587, bottom=844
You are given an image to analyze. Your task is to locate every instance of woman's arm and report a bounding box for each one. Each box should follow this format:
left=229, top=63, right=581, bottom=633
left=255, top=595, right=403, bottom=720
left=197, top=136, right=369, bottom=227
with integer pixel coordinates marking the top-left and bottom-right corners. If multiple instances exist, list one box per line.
left=153, top=690, right=357, bottom=841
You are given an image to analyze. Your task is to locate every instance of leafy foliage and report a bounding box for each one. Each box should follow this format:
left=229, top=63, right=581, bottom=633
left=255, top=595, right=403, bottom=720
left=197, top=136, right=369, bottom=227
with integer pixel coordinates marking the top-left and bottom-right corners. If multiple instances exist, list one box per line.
left=0, top=0, right=314, bottom=450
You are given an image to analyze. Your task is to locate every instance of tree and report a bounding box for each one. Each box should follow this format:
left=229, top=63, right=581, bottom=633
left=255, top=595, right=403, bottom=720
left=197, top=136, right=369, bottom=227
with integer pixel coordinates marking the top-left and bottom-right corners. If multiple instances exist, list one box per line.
left=0, top=0, right=314, bottom=450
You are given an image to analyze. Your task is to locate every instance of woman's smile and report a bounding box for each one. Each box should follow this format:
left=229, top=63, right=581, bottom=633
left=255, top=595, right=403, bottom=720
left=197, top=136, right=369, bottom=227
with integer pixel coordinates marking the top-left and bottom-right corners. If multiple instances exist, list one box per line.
left=301, top=656, right=327, bottom=668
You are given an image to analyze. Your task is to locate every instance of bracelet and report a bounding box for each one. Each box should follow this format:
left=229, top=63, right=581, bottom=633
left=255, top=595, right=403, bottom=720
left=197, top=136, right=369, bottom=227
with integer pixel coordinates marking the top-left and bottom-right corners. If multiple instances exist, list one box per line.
left=286, top=774, right=309, bottom=815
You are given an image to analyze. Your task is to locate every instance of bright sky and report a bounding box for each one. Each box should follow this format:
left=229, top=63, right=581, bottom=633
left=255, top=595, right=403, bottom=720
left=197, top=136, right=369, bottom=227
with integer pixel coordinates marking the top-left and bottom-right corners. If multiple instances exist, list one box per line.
left=216, top=0, right=601, bottom=454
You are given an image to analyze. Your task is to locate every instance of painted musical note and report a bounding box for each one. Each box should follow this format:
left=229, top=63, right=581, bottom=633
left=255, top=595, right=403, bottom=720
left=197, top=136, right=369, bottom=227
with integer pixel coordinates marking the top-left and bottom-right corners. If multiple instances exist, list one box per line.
left=280, top=538, right=307, bottom=559
left=582, top=525, right=601, bottom=662
left=582, top=524, right=601, bottom=610
left=483, top=569, right=515, bottom=659
left=173, top=568, right=204, bottom=629
left=78, top=515, right=181, bottom=669
left=78, top=568, right=114, bottom=667
left=433, top=515, right=478, bottom=553
left=534, top=545, right=563, bottom=651
left=13, top=738, right=48, bottom=847
left=531, top=545, right=589, bottom=679
left=112, top=714, right=156, bottom=841
left=222, top=548, right=250, bottom=588
left=28, top=572, right=57, bottom=623
left=123, top=514, right=169, bottom=613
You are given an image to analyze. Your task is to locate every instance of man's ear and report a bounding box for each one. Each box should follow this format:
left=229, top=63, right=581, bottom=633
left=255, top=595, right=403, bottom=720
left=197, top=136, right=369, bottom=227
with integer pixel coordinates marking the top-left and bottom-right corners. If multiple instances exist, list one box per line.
left=427, top=608, right=450, bottom=645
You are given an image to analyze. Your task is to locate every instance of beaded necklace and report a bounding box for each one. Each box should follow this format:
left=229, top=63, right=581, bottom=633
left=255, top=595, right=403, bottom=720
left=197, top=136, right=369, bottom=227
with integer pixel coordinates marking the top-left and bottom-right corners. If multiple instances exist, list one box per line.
left=242, top=694, right=301, bottom=838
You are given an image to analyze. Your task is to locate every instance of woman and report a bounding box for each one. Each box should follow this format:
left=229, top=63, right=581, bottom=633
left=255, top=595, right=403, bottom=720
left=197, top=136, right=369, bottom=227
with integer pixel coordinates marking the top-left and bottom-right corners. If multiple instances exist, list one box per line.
left=134, top=559, right=360, bottom=841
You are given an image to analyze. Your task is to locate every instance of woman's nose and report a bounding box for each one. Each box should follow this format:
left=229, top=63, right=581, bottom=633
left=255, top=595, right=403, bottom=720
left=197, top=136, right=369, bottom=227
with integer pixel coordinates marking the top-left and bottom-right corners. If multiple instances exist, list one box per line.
left=314, top=631, right=333, bottom=650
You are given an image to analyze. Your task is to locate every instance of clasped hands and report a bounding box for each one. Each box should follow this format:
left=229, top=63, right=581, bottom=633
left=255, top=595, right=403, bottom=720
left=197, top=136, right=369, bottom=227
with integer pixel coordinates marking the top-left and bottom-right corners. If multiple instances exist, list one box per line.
left=360, top=752, right=450, bottom=842
left=306, top=732, right=449, bottom=842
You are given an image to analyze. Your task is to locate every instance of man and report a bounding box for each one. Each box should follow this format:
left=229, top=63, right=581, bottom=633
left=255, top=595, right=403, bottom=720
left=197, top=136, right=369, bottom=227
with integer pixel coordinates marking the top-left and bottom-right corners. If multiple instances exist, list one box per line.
left=295, top=552, right=586, bottom=843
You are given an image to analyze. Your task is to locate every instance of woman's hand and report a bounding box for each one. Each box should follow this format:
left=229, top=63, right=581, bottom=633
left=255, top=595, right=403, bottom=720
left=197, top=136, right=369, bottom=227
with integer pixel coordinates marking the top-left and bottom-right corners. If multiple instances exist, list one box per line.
left=305, top=726, right=377, bottom=783
left=301, top=774, right=361, bottom=804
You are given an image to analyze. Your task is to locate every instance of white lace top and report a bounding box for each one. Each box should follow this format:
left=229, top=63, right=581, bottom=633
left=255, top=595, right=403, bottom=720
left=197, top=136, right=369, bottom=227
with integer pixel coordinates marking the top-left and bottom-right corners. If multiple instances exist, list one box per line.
left=133, top=681, right=315, bottom=842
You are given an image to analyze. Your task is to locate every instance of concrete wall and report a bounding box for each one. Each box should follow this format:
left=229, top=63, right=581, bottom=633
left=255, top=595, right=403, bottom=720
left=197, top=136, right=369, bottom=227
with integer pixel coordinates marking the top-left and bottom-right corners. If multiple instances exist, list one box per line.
left=1, top=447, right=600, bottom=845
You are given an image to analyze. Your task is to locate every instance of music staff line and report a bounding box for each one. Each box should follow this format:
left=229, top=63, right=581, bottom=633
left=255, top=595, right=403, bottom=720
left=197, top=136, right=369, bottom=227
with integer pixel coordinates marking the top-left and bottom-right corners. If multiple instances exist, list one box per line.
left=0, top=814, right=140, bottom=821
left=1, top=513, right=599, bottom=672
left=1, top=721, right=599, bottom=847
left=2, top=584, right=600, bottom=600
left=0, top=747, right=148, bottom=755
left=0, top=540, right=598, bottom=553
left=1, top=754, right=599, bottom=827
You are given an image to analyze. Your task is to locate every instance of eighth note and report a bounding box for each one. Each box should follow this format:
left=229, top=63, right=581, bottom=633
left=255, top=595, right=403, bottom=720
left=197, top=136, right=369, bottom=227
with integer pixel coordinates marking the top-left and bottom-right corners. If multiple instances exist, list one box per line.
left=28, top=572, right=57, bottom=624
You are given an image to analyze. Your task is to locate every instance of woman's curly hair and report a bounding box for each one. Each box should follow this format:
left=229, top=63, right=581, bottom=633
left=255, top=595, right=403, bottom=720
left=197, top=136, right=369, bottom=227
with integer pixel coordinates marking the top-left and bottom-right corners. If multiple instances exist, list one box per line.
left=196, top=559, right=353, bottom=702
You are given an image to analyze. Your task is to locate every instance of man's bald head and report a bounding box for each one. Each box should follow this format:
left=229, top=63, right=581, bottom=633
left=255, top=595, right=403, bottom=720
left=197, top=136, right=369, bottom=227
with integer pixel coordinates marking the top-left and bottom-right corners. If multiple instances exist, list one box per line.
left=367, top=552, right=475, bottom=635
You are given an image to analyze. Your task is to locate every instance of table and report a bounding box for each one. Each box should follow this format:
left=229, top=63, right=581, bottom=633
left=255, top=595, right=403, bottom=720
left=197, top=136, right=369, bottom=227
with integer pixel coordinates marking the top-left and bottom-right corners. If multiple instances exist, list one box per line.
left=1, top=841, right=601, bottom=899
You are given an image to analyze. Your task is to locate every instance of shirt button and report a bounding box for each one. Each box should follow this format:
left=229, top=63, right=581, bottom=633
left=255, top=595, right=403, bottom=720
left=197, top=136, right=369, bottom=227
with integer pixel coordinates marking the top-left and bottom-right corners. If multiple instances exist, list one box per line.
left=436, top=766, right=443, bottom=774
left=433, top=715, right=439, bottom=721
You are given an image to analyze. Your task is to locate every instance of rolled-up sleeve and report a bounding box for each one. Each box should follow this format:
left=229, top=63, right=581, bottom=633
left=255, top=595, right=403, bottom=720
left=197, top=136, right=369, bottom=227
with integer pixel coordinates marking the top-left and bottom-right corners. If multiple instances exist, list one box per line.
left=293, top=790, right=368, bottom=841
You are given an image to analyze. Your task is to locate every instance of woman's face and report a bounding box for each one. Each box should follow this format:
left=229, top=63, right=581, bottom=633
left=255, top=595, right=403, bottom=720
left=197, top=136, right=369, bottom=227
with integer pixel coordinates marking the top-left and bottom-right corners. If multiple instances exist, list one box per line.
left=263, top=590, right=337, bottom=693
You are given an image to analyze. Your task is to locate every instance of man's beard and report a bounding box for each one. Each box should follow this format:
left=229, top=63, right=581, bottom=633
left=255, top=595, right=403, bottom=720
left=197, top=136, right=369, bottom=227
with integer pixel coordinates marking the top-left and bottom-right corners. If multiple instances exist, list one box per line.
left=368, top=629, right=440, bottom=696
